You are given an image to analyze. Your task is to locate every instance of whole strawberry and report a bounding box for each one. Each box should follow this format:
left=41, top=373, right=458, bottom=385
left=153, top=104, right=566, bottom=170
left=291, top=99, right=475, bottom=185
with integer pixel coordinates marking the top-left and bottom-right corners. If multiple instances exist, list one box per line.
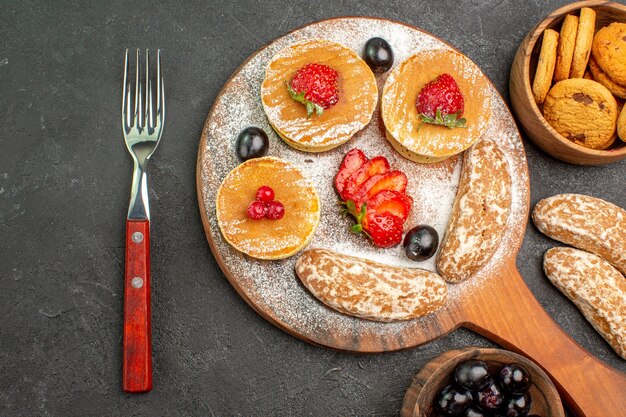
left=287, top=63, right=339, bottom=117
left=345, top=200, right=404, bottom=248
left=416, top=73, right=466, bottom=129
left=363, top=212, right=403, bottom=248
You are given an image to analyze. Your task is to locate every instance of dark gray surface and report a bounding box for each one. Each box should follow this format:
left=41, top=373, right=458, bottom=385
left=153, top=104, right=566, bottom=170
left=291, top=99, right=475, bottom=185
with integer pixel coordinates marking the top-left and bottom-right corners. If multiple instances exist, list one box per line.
left=1, top=0, right=624, bottom=416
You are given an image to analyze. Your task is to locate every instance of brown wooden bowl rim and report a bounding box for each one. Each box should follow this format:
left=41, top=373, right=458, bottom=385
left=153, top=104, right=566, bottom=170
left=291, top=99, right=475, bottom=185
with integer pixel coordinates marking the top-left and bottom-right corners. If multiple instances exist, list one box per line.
left=520, top=0, right=626, bottom=158
left=412, top=347, right=564, bottom=417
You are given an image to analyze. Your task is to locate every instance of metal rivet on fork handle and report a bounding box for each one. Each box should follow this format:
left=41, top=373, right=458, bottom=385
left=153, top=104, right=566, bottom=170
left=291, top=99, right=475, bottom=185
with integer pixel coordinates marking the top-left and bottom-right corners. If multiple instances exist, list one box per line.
left=132, top=232, right=144, bottom=243
left=131, top=277, right=144, bottom=289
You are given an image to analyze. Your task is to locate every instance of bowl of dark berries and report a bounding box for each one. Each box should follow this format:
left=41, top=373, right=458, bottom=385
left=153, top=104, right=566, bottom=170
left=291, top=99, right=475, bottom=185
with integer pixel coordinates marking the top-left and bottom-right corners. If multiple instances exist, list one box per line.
left=400, top=347, right=564, bottom=417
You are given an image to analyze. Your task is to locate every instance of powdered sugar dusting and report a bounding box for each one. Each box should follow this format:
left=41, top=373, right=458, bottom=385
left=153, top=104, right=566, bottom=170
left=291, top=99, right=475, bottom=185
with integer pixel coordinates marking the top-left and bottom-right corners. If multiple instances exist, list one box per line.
left=198, top=18, right=529, bottom=350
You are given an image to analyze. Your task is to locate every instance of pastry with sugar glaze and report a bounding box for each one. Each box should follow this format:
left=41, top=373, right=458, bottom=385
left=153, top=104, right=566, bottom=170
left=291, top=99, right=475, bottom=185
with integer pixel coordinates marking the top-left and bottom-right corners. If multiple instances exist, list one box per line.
left=296, top=249, right=447, bottom=322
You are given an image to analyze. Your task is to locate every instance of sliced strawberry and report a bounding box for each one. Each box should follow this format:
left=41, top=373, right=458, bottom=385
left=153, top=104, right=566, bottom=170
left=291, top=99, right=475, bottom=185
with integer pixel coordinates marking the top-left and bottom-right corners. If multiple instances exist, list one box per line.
left=341, top=156, right=389, bottom=201
left=351, top=171, right=409, bottom=208
left=350, top=173, right=385, bottom=208
left=334, top=149, right=367, bottom=196
left=362, top=171, right=408, bottom=202
left=365, top=190, right=412, bottom=223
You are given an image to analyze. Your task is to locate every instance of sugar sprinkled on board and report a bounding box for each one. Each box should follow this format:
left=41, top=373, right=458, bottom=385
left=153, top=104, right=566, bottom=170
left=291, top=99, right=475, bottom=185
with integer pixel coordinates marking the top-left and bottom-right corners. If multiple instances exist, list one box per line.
left=198, top=18, right=529, bottom=348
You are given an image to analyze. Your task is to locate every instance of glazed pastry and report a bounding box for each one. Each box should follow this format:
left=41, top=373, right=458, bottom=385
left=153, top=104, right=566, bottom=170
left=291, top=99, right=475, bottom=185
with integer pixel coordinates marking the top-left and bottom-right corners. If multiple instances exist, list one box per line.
left=295, top=249, right=447, bottom=322
left=216, top=157, right=320, bottom=259
left=554, top=14, right=578, bottom=82
left=437, top=139, right=512, bottom=283
left=382, top=49, right=491, bottom=163
left=592, top=22, right=626, bottom=86
left=542, top=79, right=617, bottom=149
left=532, top=193, right=626, bottom=275
left=569, top=7, right=595, bottom=78
left=543, top=247, right=626, bottom=359
left=532, top=29, right=559, bottom=104
left=261, top=39, right=377, bottom=152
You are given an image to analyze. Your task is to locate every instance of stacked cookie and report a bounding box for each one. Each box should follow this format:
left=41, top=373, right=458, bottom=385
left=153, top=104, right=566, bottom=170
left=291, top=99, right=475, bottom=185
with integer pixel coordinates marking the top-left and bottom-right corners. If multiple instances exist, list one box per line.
left=532, top=194, right=626, bottom=359
left=532, top=7, right=626, bottom=150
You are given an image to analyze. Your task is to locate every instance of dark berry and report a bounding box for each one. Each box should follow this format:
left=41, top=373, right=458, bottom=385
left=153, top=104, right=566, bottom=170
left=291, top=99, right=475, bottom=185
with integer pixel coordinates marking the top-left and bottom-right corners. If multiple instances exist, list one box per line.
left=500, top=364, right=532, bottom=394
left=363, top=37, right=394, bottom=73
left=454, top=360, right=490, bottom=391
left=435, top=384, right=472, bottom=416
left=236, top=127, right=269, bottom=161
left=500, top=392, right=531, bottom=417
left=465, top=408, right=487, bottom=417
left=403, top=225, right=439, bottom=261
left=256, top=186, right=275, bottom=203
left=265, top=201, right=285, bottom=220
left=475, top=380, right=505, bottom=411
left=246, top=201, right=266, bottom=220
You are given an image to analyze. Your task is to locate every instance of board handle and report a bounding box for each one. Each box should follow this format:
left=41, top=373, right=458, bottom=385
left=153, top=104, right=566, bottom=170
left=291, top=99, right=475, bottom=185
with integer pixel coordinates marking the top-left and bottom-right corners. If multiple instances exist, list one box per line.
left=461, top=260, right=626, bottom=416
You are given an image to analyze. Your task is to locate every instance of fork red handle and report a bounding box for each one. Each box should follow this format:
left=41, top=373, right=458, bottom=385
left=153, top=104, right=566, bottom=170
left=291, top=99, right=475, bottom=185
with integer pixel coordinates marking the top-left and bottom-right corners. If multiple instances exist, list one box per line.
left=123, top=219, right=152, bottom=393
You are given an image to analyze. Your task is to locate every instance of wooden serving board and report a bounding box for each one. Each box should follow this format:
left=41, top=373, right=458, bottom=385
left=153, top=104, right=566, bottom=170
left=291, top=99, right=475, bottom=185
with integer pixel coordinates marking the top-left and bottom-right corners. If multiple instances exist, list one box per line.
left=196, top=17, right=626, bottom=416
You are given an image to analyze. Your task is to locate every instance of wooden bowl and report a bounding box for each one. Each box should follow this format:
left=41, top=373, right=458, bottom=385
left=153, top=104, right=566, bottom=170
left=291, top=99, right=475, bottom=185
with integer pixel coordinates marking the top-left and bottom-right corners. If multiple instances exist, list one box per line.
left=510, top=0, right=626, bottom=165
left=400, top=347, right=565, bottom=417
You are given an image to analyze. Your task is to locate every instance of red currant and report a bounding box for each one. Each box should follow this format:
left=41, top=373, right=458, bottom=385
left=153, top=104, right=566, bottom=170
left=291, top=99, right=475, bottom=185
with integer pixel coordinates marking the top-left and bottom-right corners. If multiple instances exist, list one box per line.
left=256, top=186, right=275, bottom=203
left=265, top=201, right=285, bottom=220
left=246, top=201, right=266, bottom=220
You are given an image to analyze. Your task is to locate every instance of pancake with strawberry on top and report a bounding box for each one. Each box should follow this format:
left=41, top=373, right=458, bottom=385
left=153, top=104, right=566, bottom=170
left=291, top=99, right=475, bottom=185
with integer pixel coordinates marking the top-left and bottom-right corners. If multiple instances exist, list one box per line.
left=261, top=39, right=378, bottom=152
left=382, top=49, right=492, bottom=163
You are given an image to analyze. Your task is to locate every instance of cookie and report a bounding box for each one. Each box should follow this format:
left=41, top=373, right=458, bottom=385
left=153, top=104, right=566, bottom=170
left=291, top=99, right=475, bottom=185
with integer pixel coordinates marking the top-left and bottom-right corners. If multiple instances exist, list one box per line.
left=592, top=22, right=626, bottom=86
left=570, top=7, right=596, bottom=78
left=618, top=104, right=626, bottom=143
left=533, top=29, right=559, bottom=104
left=542, top=78, right=617, bottom=149
left=554, top=14, right=579, bottom=82
left=589, top=56, right=626, bottom=99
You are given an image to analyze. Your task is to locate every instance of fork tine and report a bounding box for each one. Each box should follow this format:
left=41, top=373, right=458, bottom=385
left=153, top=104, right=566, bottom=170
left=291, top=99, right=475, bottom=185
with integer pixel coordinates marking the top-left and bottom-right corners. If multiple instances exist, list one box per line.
left=122, top=49, right=131, bottom=129
left=145, top=49, right=153, bottom=130
left=134, top=49, right=143, bottom=128
left=155, top=49, right=164, bottom=129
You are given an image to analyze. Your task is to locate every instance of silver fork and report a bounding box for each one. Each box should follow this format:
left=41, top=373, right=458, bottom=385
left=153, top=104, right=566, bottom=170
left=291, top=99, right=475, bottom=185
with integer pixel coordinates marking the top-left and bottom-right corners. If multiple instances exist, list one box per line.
left=121, top=49, right=164, bottom=393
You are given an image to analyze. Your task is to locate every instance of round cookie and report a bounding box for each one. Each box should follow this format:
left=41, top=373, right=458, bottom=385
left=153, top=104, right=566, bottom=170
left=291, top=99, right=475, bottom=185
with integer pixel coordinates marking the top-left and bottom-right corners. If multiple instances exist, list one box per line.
left=261, top=39, right=377, bottom=152
left=618, top=104, right=626, bottom=143
left=543, top=79, right=617, bottom=150
left=589, top=56, right=626, bottom=99
left=592, top=22, right=626, bottom=86
left=554, top=14, right=579, bottom=82
left=570, top=7, right=596, bottom=79
left=216, top=157, right=320, bottom=260
left=382, top=49, right=491, bottom=163
left=533, top=29, right=559, bottom=104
